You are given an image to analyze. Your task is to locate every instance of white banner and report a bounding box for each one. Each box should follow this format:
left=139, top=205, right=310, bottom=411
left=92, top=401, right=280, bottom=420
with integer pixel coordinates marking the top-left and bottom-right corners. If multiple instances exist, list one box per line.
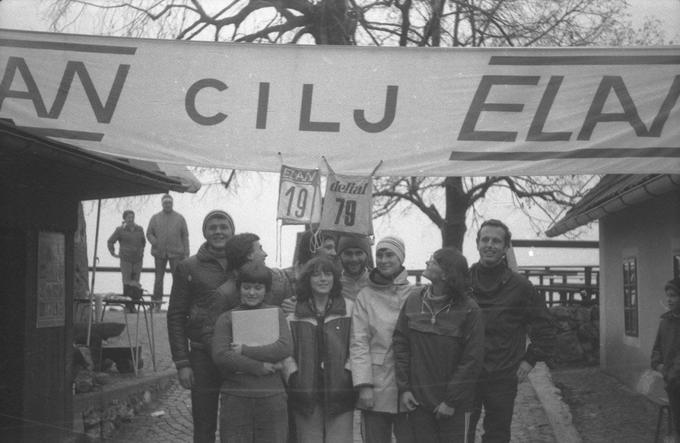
left=1, top=29, right=679, bottom=176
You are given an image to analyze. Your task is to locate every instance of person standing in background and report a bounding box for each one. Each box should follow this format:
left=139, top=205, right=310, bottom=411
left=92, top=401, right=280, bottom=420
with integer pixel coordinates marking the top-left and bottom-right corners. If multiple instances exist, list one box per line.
left=107, top=209, right=146, bottom=313
left=147, top=193, right=190, bottom=311
left=651, top=277, right=680, bottom=441
left=107, top=209, right=145, bottom=287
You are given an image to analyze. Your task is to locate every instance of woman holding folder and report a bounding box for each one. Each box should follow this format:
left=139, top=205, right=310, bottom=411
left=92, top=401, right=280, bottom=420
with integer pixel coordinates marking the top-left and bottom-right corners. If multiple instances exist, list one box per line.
left=212, top=261, right=292, bottom=443
left=284, top=256, right=356, bottom=443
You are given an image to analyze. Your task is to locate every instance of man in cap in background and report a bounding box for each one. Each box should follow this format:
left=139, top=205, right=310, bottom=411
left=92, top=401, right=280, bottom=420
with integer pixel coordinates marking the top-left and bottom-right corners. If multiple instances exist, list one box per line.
left=167, top=209, right=235, bottom=443
left=147, top=193, right=190, bottom=311
left=337, top=234, right=372, bottom=301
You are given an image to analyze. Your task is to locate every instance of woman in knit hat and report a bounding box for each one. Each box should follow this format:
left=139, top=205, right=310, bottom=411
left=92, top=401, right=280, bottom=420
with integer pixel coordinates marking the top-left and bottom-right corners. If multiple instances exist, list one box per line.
left=350, top=236, right=417, bottom=443
left=393, top=247, right=484, bottom=441
left=651, top=277, right=680, bottom=438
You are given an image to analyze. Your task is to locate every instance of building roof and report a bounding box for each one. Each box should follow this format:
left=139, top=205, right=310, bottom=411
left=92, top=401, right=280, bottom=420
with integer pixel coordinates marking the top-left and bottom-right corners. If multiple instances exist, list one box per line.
left=546, top=174, right=680, bottom=237
left=1, top=121, right=199, bottom=200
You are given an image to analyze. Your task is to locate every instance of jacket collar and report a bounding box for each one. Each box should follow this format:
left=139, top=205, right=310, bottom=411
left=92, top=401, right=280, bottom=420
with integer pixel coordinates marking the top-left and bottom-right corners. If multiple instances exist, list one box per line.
left=196, top=242, right=228, bottom=270
left=295, top=295, right=347, bottom=319
left=368, top=267, right=409, bottom=288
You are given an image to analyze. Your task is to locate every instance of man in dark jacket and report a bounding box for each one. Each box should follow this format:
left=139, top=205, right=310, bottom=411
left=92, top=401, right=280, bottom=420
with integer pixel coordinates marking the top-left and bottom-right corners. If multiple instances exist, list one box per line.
left=651, top=277, right=680, bottom=437
left=468, top=219, right=556, bottom=443
left=167, top=209, right=235, bottom=443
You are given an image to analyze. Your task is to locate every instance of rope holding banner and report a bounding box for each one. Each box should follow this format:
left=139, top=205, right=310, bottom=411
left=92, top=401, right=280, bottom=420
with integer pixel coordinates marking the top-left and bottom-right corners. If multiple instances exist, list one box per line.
left=322, top=156, right=335, bottom=175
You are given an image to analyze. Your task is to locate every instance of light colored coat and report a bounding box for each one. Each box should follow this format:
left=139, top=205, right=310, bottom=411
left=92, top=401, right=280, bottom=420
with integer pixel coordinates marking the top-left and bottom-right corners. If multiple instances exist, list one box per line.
left=350, top=268, right=415, bottom=413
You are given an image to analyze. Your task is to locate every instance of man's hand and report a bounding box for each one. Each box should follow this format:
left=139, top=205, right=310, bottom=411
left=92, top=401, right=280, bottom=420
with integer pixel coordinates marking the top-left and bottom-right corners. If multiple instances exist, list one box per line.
left=517, top=360, right=533, bottom=382
left=433, top=402, right=455, bottom=419
left=281, top=296, right=297, bottom=315
left=357, top=386, right=375, bottom=409
left=656, top=363, right=665, bottom=374
left=177, top=367, right=194, bottom=389
left=400, top=391, right=419, bottom=412
left=230, top=343, right=242, bottom=354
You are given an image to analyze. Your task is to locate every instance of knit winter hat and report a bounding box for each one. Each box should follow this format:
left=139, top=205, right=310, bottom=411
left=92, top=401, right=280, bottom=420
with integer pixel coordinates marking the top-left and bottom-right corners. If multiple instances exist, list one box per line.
left=161, top=193, right=173, bottom=203
left=665, top=278, right=680, bottom=295
left=202, top=210, right=235, bottom=238
left=337, top=235, right=372, bottom=257
left=376, top=236, right=405, bottom=264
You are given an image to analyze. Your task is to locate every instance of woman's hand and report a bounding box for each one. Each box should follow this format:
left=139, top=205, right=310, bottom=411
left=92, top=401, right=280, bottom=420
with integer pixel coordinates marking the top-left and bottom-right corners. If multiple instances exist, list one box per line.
left=400, top=391, right=419, bottom=412
left=433, top=402, right=455, bottom=419
left=357, top=386, right=375, bottom=409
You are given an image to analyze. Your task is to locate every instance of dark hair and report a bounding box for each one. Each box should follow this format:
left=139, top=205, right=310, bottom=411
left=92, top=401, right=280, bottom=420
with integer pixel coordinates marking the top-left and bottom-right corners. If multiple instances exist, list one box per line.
left=476, top=219, right=512, bottom=247
left=122, top=210, right=134, bottom=219
left=225, top=233, right=260, bottom=271
left=237, top=261, right=272, bottom=292
left=296, top=230, right=337, bottom=266
left=296, top=256, right=342, bottom=303
left=433, top=247, right=470, bottom=298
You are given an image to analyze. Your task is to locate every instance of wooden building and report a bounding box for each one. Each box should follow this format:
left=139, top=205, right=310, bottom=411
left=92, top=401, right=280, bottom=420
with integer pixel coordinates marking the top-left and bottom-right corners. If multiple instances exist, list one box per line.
left=0, top=121, right=193, bottom=441
left=547, top=174, right=680, bottom=389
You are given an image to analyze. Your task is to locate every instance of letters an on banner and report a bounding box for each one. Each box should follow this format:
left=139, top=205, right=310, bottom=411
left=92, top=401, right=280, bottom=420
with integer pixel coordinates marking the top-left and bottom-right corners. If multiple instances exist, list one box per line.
left=277, top=165, right=321, bottom=225
left=319, top=173, right=373, bottom=236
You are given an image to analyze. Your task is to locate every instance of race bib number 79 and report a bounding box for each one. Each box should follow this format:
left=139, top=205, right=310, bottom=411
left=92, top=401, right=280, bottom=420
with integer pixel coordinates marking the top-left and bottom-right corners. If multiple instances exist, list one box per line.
left=319, top=173, right=373, bottom=235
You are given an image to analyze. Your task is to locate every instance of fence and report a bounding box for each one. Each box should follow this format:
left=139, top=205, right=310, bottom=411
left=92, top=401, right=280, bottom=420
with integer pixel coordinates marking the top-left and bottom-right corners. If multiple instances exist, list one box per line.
left=91, top=264, right=599, bottom=308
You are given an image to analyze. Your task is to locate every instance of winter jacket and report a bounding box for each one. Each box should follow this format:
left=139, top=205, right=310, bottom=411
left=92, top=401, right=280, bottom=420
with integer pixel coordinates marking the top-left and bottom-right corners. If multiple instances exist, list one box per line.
left=651, top=311, right=680, bottom=383
left=286, top=297, right=357, bottom=417
left=470, top=262, right=555, bottom=374
left=350, top=267, right=416, bottom=413
left=107, top=223, right=145, bottom=262
left=146, top=210, right=189, bottom=259
left=167, top=243, right=235, bottom=369
left=393, top=286, right=484, bottom=411
left=212, top=304, right=292, bottom=397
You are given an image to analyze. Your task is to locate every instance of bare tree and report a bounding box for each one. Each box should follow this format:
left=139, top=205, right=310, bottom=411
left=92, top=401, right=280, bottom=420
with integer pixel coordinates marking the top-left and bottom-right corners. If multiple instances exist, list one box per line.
left=47, top=0, right=665, bottom=249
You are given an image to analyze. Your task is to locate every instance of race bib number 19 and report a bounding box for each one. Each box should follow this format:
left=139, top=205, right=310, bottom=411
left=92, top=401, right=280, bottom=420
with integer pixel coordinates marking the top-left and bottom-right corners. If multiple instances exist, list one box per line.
left=277, top=165, right=321, bottom=225
left=319, top=173, right=373, bottom=235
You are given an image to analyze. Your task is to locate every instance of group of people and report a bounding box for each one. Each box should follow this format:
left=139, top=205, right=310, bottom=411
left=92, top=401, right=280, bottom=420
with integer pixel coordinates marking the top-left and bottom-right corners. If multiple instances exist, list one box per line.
left=165, top=206, right=557, bottom=443
left=107, top=194, right=190, bottom=311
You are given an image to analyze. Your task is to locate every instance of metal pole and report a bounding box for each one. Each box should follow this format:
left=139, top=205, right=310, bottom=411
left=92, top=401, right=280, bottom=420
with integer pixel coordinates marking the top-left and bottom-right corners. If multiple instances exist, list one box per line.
left=86, top=199, right=102, bottom=347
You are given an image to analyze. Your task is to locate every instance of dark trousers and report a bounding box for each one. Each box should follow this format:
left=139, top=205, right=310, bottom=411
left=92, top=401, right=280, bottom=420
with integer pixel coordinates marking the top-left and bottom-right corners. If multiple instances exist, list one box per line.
left=406, top=406, right=469, bottom=443
left=468, top=371, right=518, bottom=443
left=190, top=347, right=222, bottom=443
left=360, top=410, right=414, bottom=443
left=220, top=393, right=288, bottom=443
left=153, top=256, right=180, bottom=306
left=667, top=380, right=680, bottom=434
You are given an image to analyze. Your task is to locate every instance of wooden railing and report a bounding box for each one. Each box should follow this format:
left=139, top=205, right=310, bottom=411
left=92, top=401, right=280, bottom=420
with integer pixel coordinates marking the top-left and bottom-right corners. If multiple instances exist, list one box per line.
left=92, top=264, right=599, bottom=307
left=409, top=265, right=599, bottom=307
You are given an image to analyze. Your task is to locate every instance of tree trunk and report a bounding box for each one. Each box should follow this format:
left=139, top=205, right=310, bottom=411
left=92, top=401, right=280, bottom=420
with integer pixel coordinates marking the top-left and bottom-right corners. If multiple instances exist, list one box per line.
left=442, top=177, right=468, bottom=249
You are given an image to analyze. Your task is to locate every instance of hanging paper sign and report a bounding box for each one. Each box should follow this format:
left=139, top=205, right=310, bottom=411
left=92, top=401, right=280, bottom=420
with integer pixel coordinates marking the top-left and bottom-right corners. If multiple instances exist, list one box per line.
left=319, top=173, right=373, bottom=236
left=277, top=165, right=322, bottom=225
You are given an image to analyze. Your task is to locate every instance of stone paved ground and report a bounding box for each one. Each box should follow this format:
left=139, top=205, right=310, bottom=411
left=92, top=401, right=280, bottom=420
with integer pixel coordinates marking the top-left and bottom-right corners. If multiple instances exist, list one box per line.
left=108, top=373, right=556, bottom=442
left=551, top=366, right=668, bottom=443
left=102, top=307, right=556, bottom=442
